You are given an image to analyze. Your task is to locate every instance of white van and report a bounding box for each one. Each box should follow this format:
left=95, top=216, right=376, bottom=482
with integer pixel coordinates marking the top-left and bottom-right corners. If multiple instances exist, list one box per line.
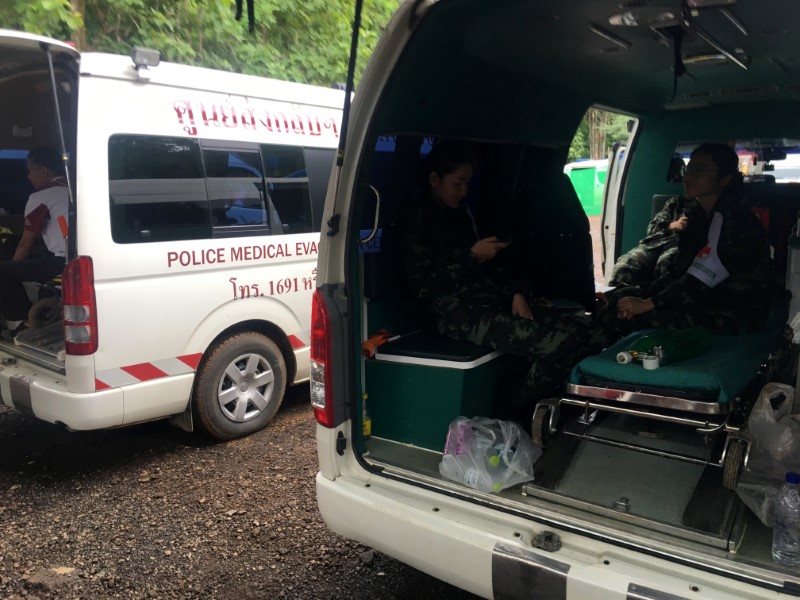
left=314, top=1, right=800, bottom=598
left=0, top=30, right=343, bottom=439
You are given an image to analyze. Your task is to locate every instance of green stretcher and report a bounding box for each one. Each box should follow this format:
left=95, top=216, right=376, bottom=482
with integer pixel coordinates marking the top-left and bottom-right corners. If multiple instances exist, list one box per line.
left=570, top=302, right=789, bottom=410
left=534, top=302, right=792, bottom=489
left=571, top=321, right=787, bottom=410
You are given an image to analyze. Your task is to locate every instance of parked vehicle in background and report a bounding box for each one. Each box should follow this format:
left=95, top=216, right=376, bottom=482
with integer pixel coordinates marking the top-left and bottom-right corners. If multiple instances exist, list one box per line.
left=0, top=30, right=343, bottom=439
left=314, top=1, right=800, bottom=598
left=563, top=158, right=607, bottom=217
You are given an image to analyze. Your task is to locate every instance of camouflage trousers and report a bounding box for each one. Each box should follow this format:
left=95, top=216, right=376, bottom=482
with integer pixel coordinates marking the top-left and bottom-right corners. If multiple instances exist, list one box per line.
left=431, top=296, right=607, bottom=421
left=609, top=233, right=680, bottom=288
left=599, top=286, right=743, bottom=337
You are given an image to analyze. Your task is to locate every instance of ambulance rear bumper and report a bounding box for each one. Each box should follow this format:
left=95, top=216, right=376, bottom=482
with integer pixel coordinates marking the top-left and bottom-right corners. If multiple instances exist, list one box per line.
left=0, top=354, right=123, bottom=430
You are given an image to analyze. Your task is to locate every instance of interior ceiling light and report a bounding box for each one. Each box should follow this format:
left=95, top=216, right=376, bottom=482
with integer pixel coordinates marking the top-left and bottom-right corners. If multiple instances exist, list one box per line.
left=692, top=23, right=748, bottom=69
left=686, top=0, right=736, bottom=8
left=683, top=52, right=728, bottom=64
left=608, top=1, right=749, bottom=72
left=608, top=9, right=681, bottom=27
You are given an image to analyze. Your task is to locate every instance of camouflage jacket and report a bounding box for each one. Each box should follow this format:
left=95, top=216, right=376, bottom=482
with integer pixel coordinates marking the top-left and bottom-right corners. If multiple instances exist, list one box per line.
left=650, top=193, right=771, bottom=327
left=403, top=197, right=527, bottom=308
left=646, top=195, right=701, bottom=236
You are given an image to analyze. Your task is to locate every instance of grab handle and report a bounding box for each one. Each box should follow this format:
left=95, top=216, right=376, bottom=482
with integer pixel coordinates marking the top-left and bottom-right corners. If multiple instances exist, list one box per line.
left=359, top=185, right=381, bottom=245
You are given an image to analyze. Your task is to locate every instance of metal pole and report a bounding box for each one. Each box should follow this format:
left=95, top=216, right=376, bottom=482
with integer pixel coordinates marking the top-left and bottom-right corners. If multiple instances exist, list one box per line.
left=42, top=42, right=75, bottom=260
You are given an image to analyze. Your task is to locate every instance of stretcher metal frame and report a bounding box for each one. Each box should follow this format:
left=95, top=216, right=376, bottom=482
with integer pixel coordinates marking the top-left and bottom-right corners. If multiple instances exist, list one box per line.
left=532, top=381, right=752, bottom=490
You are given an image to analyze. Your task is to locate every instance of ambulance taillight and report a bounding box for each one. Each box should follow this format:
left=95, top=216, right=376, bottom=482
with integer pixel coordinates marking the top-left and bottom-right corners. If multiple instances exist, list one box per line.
left=310, top=288, right=334, bottom=427
left=62, top=256, right=98, bottom=356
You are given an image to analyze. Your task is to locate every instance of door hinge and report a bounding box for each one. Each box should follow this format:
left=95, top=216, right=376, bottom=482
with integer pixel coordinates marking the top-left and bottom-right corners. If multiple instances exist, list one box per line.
left=326, top=213, right=341, bottom=237
left=336, top=431, right=347, bottom=455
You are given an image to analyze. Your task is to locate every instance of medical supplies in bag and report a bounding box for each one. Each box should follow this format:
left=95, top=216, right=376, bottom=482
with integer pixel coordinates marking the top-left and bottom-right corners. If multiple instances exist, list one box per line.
left=439, top=416, right=539, bottom=493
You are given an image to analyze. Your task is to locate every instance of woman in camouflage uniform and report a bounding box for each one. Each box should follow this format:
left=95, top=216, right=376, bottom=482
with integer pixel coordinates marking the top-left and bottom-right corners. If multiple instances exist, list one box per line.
left=403, top=141, right=601, bottom=424
left=609, top=193, right=701, bottom=290
left=613, top=143, right=772, bottom=335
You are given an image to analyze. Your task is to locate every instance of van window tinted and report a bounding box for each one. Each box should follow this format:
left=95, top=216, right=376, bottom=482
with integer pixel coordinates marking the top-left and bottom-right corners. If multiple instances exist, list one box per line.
left=303, top=147, right=336, bottom=231
left=109, top=135, right=210, bottom=243
left=261, top=145, right=312, bottom=234
left=0, top=150, right=34, bottom=215
left=109, top=136, right=327, bottom=243
left=203, top=147, right=270, bottom=235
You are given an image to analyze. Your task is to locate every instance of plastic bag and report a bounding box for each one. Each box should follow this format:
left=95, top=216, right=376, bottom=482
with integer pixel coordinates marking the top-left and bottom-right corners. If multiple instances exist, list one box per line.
left=438, top=416, right=540, bottom=493
left=747, top=382, right=799, bottom=478
left=736, top=471, right=781, bottom=528
left=790, top=312, right=800, bottom=344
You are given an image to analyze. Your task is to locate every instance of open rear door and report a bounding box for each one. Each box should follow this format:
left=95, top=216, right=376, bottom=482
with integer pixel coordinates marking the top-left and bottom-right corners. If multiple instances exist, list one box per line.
left=600, top=138, right=633, bottom=282
left=0, top=29, right=80, bottom=257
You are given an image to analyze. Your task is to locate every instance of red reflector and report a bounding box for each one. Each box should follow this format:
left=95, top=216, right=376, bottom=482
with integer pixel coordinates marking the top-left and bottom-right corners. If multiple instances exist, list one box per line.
left=311, top=289, right=334, bottom=427
left=62, top=256, right=98, bottom=356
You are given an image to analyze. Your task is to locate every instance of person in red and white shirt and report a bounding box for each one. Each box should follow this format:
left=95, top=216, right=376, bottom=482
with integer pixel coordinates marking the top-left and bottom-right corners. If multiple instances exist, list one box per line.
left=0, top=147, right=69, bottom=336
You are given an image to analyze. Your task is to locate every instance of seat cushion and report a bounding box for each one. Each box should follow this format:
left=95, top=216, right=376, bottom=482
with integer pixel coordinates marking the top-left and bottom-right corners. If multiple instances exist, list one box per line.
left=376, top=330, right=499, bottom=367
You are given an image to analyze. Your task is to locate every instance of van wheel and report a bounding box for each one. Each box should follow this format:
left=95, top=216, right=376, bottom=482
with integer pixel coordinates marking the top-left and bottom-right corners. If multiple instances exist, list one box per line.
left=193, top=332, right=286, bottom=440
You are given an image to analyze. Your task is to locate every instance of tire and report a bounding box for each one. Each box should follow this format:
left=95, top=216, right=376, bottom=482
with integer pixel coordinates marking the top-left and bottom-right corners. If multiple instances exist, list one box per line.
left=28, top=297, right=60, bottom=328
left=193, top=332, right=287, bottom=440
left=531, top=407, right=553, bottom=450
left=723, top=439, right=745, bottom=491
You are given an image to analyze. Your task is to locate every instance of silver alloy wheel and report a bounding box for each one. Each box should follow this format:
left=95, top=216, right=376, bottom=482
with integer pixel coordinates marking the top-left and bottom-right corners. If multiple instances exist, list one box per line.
left=217, top=352, right=276, bottom=422
left=193, top=333, right=286, bottom=440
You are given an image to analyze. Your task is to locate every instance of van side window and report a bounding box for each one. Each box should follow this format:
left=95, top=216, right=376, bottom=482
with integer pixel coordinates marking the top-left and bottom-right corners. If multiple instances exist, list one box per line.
left=303, top=147, right=336, bottom=231
left=260, top=145, right=313, bottom=234
left=109, top=135, right=210, bottom=243
left=202, top=146, right=272, bottom=237
left=109, top=137, right=324, bottom=243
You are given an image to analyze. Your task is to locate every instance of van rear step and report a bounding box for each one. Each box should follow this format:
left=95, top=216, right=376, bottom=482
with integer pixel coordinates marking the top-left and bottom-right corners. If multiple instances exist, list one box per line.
left=2, top=322, right=66, bottom=372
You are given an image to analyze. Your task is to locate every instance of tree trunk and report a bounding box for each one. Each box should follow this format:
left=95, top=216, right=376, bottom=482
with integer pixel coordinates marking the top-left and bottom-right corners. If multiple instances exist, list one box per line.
left=586, top=108, right=610, bottom=160
left=71, top=0, right=87, bottom=50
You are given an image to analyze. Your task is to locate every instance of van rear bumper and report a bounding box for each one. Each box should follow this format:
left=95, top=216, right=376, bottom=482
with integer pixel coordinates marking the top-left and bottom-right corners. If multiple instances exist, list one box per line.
left=0, top=355, right=123, bottom=430
left=316, top=472, right=787, bottom=600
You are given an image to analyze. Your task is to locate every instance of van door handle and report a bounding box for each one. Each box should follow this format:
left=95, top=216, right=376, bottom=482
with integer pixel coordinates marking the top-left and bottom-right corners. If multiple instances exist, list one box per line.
left=359, top=185, right=381, bottom=245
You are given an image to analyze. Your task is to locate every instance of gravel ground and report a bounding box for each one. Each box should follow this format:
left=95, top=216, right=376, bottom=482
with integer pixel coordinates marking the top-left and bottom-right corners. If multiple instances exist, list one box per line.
left=0, top=385, right=480, bottom=599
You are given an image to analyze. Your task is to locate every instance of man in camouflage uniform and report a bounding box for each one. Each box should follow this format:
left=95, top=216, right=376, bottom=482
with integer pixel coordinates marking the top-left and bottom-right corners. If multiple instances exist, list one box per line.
left=611, top=143, right=772, bottom=335
left=403, top=143, right=603, bottom=424
left=609, top=195, right=700, bottom=289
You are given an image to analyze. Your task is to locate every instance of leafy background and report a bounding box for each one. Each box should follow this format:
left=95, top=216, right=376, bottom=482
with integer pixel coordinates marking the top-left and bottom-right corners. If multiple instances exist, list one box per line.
left=0, top=0, right=626, bottom=159
left=0, top=0, right=399, bottom=87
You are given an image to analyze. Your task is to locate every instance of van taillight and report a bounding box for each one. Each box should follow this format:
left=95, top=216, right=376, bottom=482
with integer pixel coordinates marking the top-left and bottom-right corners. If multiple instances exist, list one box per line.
left=62, top=256, right=98, bottom=356
left=310, top=289, right=334, bottom=427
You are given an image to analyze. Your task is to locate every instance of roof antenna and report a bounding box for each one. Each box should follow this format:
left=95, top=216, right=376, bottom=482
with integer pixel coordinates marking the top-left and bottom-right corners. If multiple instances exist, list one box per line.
left=235, top=0, right=255, bottom=33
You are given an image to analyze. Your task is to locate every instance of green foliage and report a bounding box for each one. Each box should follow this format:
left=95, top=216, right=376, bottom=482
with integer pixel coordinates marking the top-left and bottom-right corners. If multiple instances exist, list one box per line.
left=3, top=0, right=401, bottom=87
left=568, top=120, right=589, bottom=162
left=0, top=0, right=82, bottom=40
left=604, top=113, right=633, bottom=147
left=568, top=110, right=634, bottom=163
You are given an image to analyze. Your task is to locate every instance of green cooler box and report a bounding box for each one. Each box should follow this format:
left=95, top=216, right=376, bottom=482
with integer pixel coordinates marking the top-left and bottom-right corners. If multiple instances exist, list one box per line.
left=365, top=331, right=520, bottom=451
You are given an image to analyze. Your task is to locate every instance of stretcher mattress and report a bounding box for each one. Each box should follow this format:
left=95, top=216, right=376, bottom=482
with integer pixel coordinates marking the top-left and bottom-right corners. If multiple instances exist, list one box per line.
left=571, top=306, right=788, bottom=404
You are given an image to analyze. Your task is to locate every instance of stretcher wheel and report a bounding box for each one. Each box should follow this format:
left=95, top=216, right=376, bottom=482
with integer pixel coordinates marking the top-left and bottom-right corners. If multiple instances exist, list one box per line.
left=723, top=439, right=746, bottom=490
left=28, top=297, right=61, bottom=328
left=531, top=407, right=553, bottom=449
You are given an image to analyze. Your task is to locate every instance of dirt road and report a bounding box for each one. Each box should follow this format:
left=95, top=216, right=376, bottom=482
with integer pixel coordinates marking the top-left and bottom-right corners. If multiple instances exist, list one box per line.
left=0, top=386, right=478, bottom=599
